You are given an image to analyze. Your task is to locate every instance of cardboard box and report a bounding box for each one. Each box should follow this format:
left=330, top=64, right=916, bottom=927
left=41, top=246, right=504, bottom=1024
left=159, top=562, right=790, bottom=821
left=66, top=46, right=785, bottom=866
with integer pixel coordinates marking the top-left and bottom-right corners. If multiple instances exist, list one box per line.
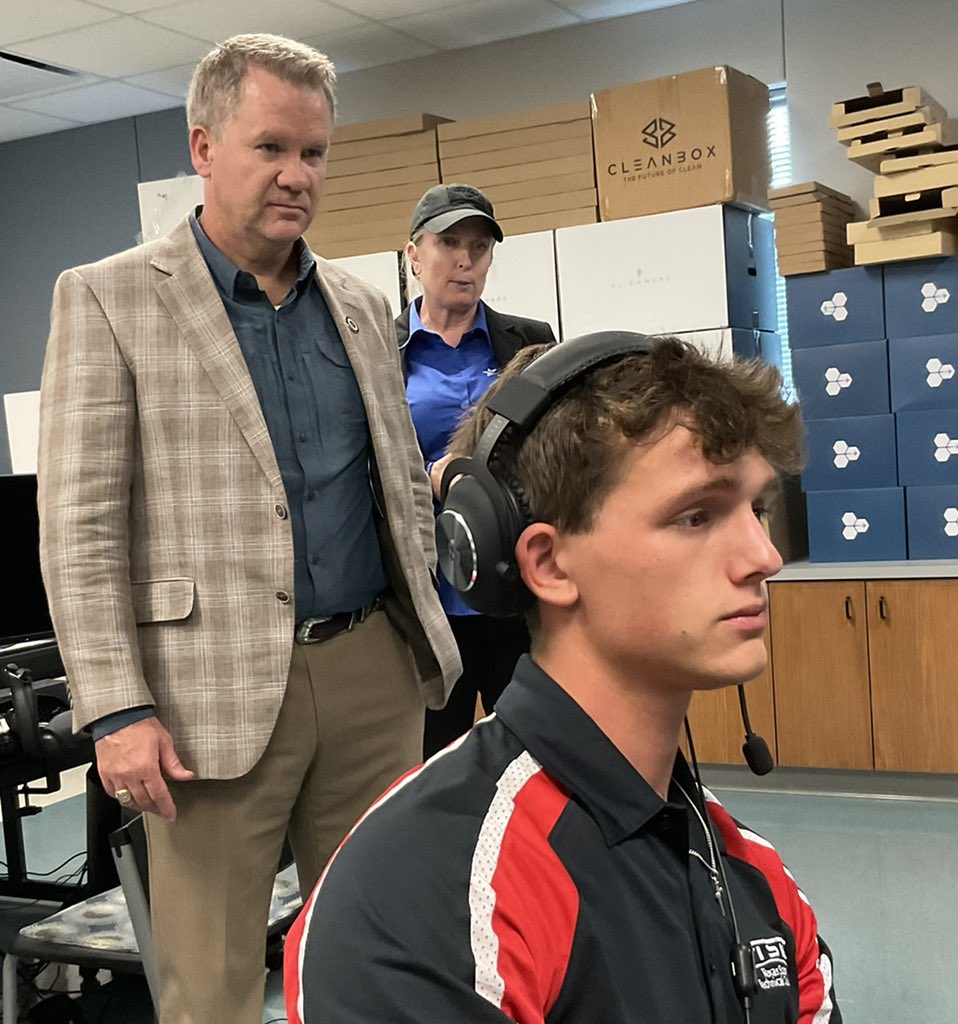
left=884, top=256, right=958, bottom=337
left=333, top=113, right=451, bottom=144
left=889, top=333, right=958, bottom=410
left=481, top=171, right=596, bottom=205
left=768, top=181, right=855, bottom=210
left=555, top=204, right=776, bottom=337
left=791, top=339, right=890, bottom=419
left=829, top=85, right=944, bottom=130
left=905, top=485, right=958, bottom=558
left=801, top=414, right=899, bottom=491
left=320, top=178, right=437, bottom=213
left=778, top=253, right=854, bottom=277
left=806, top=487, right=906, bottom=561
left=896, top=409, right=958, bottom=485
left=786, top=266, right=885, bottom=347
left=881, top=148, right=958, bottom=175
left=591, top=66, right=770, bottom=221
left=439, top=119, right=590, bottom=160
left=854, top=231, right=958, bottom=266
left=847, top=122, right=958, bottom=172
left=482, top=231, right=560, bottom=339
left=437, top=101, right=589, bottom=143
left=441, top=135, right=593, bottom=178
left=500, top=207, right=597, bottom=237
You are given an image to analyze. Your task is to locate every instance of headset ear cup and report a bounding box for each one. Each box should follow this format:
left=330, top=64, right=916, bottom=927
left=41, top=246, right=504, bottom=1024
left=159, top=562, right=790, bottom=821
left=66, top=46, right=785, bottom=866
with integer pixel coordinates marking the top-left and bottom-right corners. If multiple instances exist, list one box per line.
left=437, top=473, right=527, bottom=617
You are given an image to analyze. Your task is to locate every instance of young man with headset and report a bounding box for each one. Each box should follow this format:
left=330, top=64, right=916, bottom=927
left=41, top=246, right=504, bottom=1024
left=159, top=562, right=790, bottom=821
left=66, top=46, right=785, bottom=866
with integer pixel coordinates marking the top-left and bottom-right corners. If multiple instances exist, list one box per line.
left=285, top=332, right=842, bottom=1024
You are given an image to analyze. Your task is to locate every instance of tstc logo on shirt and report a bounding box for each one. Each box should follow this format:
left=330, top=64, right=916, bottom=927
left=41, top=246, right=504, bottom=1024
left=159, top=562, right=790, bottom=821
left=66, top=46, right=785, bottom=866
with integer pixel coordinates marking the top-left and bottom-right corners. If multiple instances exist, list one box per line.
left=750, top=936, right=791, bottom=991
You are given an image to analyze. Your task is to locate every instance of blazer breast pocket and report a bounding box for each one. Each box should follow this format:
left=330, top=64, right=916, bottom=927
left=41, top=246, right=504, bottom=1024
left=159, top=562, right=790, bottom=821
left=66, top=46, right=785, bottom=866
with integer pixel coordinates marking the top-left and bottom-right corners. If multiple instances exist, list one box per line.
left=131, top=578, right=195, bottom=624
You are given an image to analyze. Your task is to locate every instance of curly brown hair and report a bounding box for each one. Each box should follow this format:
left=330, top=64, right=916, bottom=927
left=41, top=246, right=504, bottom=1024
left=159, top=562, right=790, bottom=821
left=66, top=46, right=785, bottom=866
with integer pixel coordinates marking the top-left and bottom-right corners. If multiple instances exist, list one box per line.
left=447, top=336, right=805, bottom=536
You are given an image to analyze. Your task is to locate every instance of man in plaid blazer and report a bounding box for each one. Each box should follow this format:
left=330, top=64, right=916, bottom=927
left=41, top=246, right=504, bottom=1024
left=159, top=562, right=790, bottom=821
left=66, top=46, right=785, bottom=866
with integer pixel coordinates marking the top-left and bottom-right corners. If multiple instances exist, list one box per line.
left=37, top=33, right=459, bottom=1024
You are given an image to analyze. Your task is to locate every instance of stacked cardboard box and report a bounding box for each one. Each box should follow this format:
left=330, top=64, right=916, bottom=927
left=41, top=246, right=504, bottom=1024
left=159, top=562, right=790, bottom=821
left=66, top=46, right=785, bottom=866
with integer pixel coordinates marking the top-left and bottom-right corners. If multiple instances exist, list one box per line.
left=437, top=102, right=597, bottom=237
left=832, top=83, right=958, bottom=265
left=591, top=65, right=770, bottom=221
left=769, top=182, right=856, bottom=276
left=306, top=113, right=450, bottom=259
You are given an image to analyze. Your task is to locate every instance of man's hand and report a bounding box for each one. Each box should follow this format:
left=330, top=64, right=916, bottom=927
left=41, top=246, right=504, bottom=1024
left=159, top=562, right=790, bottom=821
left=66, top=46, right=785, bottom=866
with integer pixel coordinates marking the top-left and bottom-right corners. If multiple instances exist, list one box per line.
left=96, top=717, right=194, bottom=821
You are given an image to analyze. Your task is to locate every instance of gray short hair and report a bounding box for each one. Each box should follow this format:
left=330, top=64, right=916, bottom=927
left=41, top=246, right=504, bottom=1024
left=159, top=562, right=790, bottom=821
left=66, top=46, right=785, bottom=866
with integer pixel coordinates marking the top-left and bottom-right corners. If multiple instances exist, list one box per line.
left=187, top=33, right=337, bottom=136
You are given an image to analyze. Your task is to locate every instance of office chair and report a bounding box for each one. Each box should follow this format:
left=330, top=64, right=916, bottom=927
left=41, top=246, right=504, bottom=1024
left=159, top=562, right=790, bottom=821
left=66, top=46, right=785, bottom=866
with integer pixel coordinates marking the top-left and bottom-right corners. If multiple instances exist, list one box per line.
left=2, top=817, right=303, bottom=1023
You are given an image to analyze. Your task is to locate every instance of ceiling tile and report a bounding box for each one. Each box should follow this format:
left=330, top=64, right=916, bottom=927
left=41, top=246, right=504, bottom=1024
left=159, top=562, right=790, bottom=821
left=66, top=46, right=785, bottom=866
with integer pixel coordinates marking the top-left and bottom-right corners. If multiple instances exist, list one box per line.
left=12, top=18, right=212, bottom=78
left=12, top=79, right=177, bottom=122
left=0, top=0, right=116, bottom=46
left=0, top=104, right=82, bottom=143
left=549, top=0, right=698, bottom=16
left=140, top=0, right=365, bottom=42
left=304, top=23, right=437, bottom=74
left=122, top=61, right=196, bottom=100
left=330, top=0, right=468, bottom=18
left=0, top=57, right=92, bottom=103
left=389, top=0, right=578, bottom=50
left=85, top=0, right=189, bottom=11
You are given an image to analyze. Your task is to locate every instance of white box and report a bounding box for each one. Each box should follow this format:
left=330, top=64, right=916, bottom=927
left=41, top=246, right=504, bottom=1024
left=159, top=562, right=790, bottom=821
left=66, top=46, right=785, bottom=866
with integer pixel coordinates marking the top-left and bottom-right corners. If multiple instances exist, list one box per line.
left=4, top=390, right=40, bottom=474
left=483, top=231, right=560, bottom=339
left=328, top=251, right=402, bottom=318
left=138, top=175, right=204, bottom=242
left=555, top=205, right=776, bottom=338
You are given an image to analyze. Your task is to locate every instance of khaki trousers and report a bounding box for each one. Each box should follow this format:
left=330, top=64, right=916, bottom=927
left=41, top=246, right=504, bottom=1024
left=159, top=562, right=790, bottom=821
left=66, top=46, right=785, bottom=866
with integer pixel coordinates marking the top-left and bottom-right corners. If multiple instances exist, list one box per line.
left=144, top=610, right=423, bottom=1024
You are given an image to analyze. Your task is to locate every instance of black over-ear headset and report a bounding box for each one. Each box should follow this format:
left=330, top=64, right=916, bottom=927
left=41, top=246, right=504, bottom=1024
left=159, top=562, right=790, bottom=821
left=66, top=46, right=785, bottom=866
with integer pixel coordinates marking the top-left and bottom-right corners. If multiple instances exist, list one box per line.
left=436, top=330, right=655, bottom=618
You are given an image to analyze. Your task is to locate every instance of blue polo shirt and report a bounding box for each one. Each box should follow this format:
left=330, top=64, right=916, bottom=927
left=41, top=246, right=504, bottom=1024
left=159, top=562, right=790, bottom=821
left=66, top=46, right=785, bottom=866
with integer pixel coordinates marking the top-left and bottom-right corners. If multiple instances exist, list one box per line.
left=404, top=298, right=498, bottom=617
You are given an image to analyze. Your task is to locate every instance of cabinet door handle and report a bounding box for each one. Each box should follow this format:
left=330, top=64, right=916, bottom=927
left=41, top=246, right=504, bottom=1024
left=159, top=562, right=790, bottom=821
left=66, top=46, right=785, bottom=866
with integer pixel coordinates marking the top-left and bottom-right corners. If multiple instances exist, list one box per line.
left=844, top=596, right=853, bottom=620
left=879, top=595, right=888, bottom=620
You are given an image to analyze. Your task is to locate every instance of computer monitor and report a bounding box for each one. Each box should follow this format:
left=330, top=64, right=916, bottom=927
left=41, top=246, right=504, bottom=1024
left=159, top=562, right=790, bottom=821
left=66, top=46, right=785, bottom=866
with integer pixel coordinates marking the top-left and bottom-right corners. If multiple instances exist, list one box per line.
left=0, top=473, right=62, bottom=677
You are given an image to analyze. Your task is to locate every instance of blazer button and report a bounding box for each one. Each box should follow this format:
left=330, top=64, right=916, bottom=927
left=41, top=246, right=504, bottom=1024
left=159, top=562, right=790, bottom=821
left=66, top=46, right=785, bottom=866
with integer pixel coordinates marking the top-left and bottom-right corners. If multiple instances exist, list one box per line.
left=275, top=503, right=288, bottom=520
left=275, top=591, right=291, bottom=603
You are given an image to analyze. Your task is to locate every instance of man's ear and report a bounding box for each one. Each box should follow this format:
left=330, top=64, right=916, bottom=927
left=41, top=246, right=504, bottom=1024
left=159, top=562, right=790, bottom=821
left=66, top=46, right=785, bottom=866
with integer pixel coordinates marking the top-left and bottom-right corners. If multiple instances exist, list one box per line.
left=515, top=523, right=578, bottom=610
left=189, top=125, right=214, bottom=178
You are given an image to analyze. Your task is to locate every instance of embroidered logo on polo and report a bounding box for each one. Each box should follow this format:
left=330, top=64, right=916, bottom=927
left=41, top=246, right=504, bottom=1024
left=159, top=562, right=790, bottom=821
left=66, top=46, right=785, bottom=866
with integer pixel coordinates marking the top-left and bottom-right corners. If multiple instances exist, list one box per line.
left=750, top=936, right=790, bottom=991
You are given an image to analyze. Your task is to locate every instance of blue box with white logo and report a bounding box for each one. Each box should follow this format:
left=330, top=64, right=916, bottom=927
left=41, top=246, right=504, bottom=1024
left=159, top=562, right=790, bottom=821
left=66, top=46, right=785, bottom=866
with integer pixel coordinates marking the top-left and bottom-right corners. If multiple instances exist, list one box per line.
left=806, top=488, right=906, bottom=562
left=791, top=339, right=890, bottom=419
left=905, top=485, right=958, bottom=559
left=896, top=409, right=958, bottom=486
left=802, top=415, right=898, bottom=491
left=888, top=332, right=958, bottom=411
left=884, top=256, right=958, bottom=339
left=786, top=266, right=885, bottom=348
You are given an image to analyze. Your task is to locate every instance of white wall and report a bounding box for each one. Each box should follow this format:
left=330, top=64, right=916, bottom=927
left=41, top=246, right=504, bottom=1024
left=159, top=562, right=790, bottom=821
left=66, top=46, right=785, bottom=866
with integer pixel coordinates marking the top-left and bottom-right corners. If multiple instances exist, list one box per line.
left=335, top=0, right=784, bottom=125
left=332, top=0, right=958, bottom=214
left=785, top=0, right=958, bottom=207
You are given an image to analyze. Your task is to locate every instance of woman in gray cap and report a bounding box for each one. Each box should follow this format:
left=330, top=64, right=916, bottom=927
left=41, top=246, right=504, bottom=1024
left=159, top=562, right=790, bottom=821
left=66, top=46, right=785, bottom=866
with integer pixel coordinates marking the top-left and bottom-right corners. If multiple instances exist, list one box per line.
left=396, top=183, right=556, bottom=758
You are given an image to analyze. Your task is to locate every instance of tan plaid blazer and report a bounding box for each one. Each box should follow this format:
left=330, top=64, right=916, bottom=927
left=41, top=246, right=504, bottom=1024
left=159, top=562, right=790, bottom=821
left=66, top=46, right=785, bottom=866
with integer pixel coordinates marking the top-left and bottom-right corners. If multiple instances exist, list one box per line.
left=37, top=218, right=460, bottom=779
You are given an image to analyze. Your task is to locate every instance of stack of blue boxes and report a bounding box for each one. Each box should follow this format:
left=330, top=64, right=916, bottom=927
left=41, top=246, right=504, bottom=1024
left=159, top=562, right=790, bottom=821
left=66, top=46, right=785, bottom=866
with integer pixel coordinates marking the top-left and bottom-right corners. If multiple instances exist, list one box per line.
left=788, top=258, right=958, bottom=561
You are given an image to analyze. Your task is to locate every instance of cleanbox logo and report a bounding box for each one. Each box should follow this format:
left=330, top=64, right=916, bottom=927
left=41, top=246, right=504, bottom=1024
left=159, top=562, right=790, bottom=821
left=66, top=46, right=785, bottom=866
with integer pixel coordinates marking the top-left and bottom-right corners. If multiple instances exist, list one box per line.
left=642, top=117, right=677, bottom=149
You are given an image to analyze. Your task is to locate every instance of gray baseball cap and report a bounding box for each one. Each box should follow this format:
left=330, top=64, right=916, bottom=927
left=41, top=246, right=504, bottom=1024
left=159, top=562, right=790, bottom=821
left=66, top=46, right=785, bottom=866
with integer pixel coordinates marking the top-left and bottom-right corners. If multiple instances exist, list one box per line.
left=410, top=183, right=503, bottom=242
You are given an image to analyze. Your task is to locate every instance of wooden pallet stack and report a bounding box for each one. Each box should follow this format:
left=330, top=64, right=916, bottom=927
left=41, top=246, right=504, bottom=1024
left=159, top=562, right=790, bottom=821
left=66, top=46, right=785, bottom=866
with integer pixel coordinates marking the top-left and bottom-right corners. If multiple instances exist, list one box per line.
left=832, top=83, right=958, bottom=265
left=306, top=113, right=450, bottom=259
left=437, top=101, right=597, bottom=237
left=769, top=182, right=856, bottom=276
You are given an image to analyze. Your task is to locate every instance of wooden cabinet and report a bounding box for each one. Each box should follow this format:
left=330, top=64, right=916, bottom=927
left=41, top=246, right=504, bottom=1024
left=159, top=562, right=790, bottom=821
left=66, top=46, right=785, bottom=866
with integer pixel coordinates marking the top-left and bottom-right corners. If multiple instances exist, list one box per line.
left=770, top=581, right=873, bottom=770
left=688, top=574, right=958, bottom=774
left=867, top=580, right=958, bottom=774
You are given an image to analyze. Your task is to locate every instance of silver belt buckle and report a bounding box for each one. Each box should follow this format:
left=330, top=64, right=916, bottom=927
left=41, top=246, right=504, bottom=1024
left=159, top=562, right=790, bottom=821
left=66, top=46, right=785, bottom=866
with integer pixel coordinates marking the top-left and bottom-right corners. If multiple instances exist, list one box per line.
left=296, top=615, right=333, bottom=644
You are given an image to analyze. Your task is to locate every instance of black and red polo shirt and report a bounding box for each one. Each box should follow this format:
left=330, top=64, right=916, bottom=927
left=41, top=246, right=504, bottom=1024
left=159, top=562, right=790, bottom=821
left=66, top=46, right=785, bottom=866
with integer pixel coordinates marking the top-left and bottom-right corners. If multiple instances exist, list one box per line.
left=286, top=656, right=841, bottom=1024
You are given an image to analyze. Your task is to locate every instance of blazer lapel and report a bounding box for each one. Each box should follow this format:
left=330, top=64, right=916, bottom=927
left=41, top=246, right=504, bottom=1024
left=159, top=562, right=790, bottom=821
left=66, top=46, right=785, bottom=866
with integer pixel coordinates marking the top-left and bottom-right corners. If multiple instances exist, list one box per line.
left=151, top=220, right=282, bottom=489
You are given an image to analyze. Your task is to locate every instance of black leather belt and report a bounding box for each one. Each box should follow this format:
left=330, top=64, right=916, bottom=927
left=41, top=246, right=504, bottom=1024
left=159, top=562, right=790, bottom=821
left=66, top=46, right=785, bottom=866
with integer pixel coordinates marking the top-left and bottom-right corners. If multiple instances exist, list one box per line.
left=295, top=597, right=382, bottom=645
